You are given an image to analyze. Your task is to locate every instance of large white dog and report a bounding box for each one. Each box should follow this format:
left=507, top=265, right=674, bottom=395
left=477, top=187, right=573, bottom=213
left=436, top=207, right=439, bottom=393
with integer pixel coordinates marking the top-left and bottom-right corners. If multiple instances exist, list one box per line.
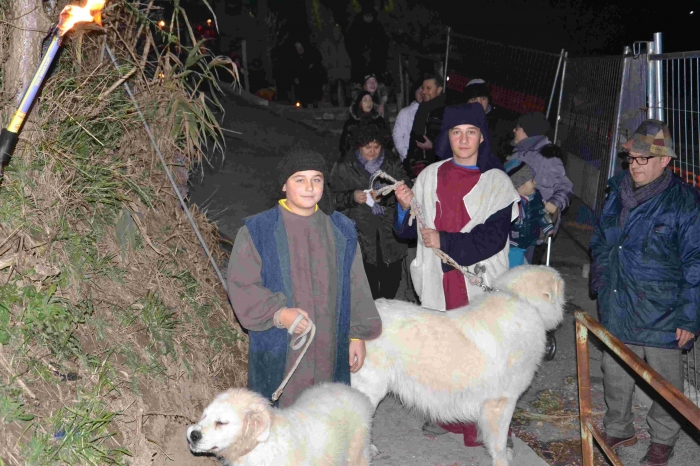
left=352, top=265, right=565, bottom=466
left=187, top=383, right=373, bottom=465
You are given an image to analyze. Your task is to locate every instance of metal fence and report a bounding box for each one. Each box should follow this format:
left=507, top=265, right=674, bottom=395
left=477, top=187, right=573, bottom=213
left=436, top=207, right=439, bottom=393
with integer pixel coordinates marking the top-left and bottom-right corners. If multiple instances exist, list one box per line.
left=555, top=55, right=624, bottom=250
left=649, top=51, right=700, bottom=187
left=444, top=32, right=563, bottom=117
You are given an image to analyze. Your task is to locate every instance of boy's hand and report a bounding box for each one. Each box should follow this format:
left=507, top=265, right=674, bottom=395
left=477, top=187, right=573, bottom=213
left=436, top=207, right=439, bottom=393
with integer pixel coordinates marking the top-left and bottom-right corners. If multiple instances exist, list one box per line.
left=349, top=339, right=366, bottom=372
left=395, top=183, right=414, bottom=210
left=420, top=228, right=440, bottom=249
left=279, top=308, right=310, bottom=334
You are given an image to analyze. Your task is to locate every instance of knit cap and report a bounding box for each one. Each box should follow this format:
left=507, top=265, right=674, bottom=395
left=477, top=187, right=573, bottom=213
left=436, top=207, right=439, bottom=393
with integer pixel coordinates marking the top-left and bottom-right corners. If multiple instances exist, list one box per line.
left=517, top=112, right=551, bottom=138
left=505, top=159, right=536, bottom=189
left=277, top=149, right=328, bottom=188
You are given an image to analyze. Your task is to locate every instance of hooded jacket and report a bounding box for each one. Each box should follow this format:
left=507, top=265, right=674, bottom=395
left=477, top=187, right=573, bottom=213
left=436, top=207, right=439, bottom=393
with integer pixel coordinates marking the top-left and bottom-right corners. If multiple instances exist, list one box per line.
left=508, top=135, right=573, bottom=233
left=590, top=171, right=700, bottom=349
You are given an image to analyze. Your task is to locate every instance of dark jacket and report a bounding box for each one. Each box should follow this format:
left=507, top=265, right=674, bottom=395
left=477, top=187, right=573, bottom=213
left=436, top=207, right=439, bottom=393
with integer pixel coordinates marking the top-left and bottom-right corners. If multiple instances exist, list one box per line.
left=405, top=94, right=446, bottom=175
left=243, top=207, right=357, bottom=399
left=590, top=171, right=700, bottom=349
left=331, top=151, right=411, bottom=266
left=339, top=105, right=389, bottom=155
left=509, top=191, right=554, bottom=249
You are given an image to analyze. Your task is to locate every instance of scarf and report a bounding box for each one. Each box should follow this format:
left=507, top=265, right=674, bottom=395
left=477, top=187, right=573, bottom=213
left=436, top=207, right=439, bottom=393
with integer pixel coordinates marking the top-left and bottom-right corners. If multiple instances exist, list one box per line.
left=355, top=150, right=386, bottom=215
left=619, top=168, right=672, bottom=229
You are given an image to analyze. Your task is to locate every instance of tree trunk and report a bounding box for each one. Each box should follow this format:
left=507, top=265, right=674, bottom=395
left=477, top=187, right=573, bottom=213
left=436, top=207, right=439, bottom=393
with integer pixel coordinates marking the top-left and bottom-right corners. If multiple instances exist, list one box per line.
left=3, top=0, right=52, bottom=109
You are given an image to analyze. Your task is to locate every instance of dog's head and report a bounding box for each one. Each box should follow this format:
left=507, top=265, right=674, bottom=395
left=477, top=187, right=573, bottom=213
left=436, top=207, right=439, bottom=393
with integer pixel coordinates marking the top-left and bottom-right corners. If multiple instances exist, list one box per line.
left=186, top=388, right=272, bottom=460
left=494, top=265, right=566, bottom=330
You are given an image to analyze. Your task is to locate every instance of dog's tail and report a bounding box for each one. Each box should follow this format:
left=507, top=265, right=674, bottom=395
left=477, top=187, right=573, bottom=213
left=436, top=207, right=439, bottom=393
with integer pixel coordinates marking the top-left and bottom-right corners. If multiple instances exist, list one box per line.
left=494, top=265, right=565, bottom=331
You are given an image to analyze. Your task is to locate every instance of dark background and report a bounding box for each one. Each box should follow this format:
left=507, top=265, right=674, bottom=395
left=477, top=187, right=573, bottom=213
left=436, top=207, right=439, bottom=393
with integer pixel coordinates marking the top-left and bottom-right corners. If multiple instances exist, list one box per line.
left=179, top=0, right=699, bottom=56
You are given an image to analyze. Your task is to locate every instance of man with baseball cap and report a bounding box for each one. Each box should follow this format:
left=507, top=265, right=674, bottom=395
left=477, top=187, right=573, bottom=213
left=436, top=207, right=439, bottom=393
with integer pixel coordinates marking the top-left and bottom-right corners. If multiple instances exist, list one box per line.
left=590, top=119, right=700, bottom=465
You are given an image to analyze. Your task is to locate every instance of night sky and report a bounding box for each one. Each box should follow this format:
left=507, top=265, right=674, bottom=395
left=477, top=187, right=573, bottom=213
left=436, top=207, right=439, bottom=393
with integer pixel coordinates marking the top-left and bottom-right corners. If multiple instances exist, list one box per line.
left=204, top=0, right=699, bottom=56
left=435, top=0, right=699, bottom=55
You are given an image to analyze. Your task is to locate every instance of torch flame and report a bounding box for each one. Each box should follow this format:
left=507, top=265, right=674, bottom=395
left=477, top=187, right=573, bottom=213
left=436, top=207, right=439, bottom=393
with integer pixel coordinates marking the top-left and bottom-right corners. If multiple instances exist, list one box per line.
left=57, top=0, right=106, bottom=37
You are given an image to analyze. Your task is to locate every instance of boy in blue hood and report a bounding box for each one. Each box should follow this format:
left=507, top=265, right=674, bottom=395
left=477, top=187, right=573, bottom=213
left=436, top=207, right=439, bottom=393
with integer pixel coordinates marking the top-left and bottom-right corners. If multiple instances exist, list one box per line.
left=394, top=103, right=520, bottom=446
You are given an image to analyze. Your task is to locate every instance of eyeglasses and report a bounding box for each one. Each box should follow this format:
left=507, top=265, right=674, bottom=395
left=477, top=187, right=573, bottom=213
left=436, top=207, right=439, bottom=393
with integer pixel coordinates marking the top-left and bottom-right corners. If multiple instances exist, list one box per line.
left=624, top=155, right=653, bottom=166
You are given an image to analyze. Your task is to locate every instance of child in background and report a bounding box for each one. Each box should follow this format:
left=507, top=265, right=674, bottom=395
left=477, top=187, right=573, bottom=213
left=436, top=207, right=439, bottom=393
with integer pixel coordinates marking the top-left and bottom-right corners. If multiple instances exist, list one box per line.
left=506, top=160, right=553, bottom=267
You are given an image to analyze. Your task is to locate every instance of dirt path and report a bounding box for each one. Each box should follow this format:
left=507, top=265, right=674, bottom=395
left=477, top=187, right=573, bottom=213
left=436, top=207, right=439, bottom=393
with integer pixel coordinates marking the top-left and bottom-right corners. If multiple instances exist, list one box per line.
left=187, top=93, right=700, bottom=466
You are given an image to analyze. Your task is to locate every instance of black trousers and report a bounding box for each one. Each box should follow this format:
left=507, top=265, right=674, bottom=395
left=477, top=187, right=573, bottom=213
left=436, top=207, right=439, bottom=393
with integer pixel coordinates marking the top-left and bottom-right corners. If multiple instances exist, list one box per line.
left=363, top=259, right=403, bottom=300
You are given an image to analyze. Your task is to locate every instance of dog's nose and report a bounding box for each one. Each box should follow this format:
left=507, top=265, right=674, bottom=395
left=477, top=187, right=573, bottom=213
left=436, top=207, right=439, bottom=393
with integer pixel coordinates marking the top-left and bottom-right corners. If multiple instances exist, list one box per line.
left=190, top=429, right=202, bottom=443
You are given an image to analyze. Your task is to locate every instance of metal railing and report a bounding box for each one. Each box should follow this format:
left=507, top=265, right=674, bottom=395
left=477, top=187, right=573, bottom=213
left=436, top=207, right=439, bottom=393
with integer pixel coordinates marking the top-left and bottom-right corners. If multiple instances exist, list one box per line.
left=575, top=311, right=700, bottom=466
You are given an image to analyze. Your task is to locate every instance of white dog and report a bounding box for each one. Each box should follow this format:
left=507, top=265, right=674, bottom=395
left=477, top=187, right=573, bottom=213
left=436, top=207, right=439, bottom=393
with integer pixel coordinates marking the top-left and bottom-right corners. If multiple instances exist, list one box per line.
left=351, top=265, right=565, bottom=466
left=186, top=382, right=374, bottom=465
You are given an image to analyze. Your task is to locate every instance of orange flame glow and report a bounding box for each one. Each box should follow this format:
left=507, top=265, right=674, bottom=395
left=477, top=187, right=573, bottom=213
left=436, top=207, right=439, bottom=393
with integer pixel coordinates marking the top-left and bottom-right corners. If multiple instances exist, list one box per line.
left=57, top=0, right=106, bottom=37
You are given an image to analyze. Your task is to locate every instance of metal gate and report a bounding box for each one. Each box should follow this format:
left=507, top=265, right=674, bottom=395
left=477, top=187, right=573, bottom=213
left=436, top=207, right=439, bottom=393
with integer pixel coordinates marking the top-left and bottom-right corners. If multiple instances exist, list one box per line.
left=554, top=55, right=624, bottom=250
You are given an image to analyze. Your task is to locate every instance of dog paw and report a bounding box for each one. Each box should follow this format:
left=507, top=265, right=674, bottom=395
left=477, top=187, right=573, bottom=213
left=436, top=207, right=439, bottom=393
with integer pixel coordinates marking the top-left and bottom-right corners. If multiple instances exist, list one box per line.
left=370, top=444, right=380, bottom=458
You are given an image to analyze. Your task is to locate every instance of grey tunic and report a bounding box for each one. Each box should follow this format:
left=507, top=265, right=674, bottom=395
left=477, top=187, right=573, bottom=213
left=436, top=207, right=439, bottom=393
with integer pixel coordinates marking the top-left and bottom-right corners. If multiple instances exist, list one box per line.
left=227, top=206, right=381, bottom=407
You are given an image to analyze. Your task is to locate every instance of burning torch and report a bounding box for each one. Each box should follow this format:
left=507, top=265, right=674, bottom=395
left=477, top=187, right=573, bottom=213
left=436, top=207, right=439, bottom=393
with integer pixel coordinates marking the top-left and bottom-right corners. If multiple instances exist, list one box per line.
left=0, top=0, right=106, bottom=182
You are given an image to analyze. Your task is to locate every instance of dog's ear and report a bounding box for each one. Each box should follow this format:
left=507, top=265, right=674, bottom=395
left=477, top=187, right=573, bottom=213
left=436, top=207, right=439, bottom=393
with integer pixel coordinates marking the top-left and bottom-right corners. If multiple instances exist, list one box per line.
left=243, top=407, right=271, bottom=443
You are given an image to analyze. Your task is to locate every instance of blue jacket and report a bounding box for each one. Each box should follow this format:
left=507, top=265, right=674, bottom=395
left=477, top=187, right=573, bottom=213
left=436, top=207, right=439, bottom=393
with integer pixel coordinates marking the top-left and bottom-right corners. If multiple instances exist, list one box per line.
left=590, top=172, right=700, bottom=349
left=243, top=207, right=357, bottom=400
left=510, top=190, right=554, bottom=249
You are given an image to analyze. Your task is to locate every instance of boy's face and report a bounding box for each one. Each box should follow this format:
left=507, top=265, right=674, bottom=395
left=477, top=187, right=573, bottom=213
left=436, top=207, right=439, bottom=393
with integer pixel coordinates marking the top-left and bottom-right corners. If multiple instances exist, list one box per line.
left=448, top=124, right=482, bottom=163
left=282, top=170, right=324, bottom=215
left=517, top=178, right=537, bottom=197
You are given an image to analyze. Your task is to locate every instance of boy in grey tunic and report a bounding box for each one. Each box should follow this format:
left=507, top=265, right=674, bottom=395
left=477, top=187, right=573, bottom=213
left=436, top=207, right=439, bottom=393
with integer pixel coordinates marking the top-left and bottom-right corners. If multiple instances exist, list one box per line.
left=227, top=150, right=381, bottom=407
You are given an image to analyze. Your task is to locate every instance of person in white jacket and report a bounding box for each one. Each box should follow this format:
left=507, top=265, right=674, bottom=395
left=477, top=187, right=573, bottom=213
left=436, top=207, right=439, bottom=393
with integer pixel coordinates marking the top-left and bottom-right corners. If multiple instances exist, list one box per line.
left=392, top=84, right=423, bottom=162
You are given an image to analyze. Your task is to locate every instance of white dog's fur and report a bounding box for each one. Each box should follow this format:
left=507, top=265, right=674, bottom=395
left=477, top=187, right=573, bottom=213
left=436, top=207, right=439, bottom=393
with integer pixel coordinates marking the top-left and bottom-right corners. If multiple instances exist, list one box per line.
left=351, top=265, right=565, bottom=466
left=187, top=382, right=373, bottom=465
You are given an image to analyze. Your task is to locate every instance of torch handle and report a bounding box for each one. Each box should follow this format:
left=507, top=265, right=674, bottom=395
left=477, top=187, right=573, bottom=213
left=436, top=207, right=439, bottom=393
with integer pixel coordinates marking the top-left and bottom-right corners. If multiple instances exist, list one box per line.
left=1, top=31, right=61, bottom=181
left=0, top=129, right=19, bottom=171
left=7, top=32, right=62, bottom=134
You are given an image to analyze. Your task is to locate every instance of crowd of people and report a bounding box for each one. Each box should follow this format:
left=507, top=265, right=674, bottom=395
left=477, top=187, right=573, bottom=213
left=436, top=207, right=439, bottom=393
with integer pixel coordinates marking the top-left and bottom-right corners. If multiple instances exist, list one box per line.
left=224, top=9, right=700, bottom=462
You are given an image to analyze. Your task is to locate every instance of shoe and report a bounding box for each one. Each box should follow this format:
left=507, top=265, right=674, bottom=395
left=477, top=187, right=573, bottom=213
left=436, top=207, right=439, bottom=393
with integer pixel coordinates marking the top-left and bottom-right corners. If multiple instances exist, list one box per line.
left=599, top=431, right=638, bottom=450
left=640, top=442, right=674, bottom=466
left=421, top=421, right=448, bottom=435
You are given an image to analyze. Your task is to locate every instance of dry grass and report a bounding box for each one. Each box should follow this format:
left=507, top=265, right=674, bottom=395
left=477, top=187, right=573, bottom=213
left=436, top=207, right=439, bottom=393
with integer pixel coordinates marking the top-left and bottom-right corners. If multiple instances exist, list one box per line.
left=0, top=1, right=247, bottom=464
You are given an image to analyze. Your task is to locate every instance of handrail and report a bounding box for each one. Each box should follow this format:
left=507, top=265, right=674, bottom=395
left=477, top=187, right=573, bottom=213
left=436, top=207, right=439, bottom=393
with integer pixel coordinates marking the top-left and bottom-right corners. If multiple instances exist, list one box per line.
left=575, top=311, right=700, bottom=465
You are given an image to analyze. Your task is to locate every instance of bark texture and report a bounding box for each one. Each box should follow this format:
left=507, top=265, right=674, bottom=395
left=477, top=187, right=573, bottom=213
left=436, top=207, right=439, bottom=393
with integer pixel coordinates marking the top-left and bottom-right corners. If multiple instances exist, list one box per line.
left=4, top=0, right=52, bottom=107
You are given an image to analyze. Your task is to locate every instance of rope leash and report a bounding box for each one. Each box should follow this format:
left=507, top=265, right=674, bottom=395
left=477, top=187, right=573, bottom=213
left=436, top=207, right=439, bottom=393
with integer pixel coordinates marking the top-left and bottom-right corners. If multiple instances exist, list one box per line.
left=271, top=314, right=316, bottom=402
left=370, top=170, right=496, bottom=292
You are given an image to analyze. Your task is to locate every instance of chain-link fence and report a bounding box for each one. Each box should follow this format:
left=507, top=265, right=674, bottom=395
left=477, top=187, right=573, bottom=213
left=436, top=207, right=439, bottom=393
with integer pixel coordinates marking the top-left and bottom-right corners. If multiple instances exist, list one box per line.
left=444, top=32, right=562, bottom=116
left=555, top=56, right=624, bottom=249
